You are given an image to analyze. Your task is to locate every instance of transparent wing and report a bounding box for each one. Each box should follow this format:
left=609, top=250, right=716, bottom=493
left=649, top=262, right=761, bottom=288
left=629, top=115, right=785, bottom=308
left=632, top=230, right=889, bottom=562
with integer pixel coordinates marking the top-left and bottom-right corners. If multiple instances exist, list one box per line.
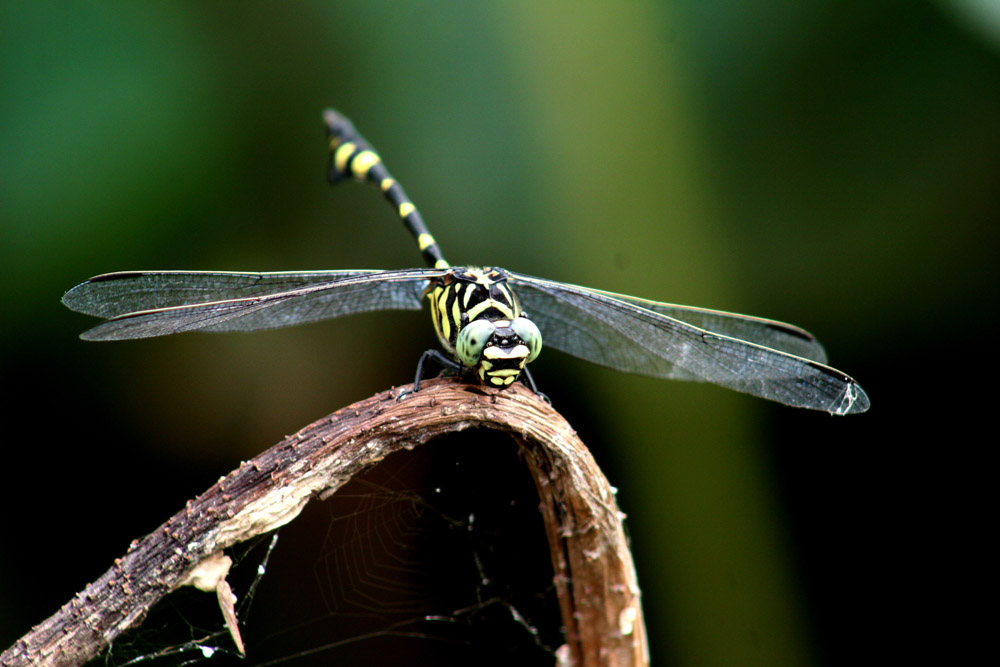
left=590, top=290, right=827, bottom=363
left=510, top=273, right=869, bottom=414
left=63, top=268, right=443, bottom=341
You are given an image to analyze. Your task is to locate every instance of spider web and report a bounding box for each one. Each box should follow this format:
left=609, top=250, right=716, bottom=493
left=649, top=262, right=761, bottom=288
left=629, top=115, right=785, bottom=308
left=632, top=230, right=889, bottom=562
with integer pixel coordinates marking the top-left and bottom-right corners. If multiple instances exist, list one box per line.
left=89, top=431, right=563, bottom=666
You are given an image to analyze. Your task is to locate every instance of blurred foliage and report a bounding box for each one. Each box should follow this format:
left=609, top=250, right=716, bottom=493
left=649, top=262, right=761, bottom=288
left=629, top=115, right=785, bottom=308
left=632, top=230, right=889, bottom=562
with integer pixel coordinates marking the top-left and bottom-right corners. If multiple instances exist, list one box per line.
left=2, top=1, right=995, bottom=665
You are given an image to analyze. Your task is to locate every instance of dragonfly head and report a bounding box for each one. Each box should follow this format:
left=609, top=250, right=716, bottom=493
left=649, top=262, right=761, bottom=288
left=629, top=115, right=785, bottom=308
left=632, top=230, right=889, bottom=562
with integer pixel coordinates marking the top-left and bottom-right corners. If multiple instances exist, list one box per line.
left=456, top=316, right=542, bottom=388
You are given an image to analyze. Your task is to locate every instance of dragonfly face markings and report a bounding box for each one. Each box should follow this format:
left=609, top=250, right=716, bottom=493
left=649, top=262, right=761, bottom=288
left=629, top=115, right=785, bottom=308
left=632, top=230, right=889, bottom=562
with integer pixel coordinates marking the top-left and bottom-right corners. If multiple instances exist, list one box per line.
left=61, top=109, right=869, bottom=415
left=427, top=267, right=542, bottom=388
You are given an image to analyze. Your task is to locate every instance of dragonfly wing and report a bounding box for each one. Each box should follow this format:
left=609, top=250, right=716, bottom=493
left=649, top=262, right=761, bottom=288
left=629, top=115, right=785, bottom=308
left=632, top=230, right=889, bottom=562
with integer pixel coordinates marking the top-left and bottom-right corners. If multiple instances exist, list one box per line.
left=511, top=274, right=869, bottom=414
left=605, top=294, right=827, bottom=363
left=522, top=280, right=827, bottom=363
left=64, top=269, right=440, bottom=341
left=64, top=270, right=395, bottom=317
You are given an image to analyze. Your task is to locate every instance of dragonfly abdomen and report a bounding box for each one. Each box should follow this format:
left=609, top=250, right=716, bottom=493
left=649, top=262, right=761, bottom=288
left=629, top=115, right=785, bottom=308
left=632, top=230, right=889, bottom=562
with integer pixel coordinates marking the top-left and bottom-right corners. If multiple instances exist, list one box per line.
left=324, top=109, right=449, bottom=271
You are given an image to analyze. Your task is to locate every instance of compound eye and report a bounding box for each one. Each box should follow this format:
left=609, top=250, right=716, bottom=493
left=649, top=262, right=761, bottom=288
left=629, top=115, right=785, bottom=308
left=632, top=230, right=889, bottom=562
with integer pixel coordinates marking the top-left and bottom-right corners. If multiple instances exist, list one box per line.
left=511, top=317, right=542, bottom=363
left=456, top=319, right=496, bottom=366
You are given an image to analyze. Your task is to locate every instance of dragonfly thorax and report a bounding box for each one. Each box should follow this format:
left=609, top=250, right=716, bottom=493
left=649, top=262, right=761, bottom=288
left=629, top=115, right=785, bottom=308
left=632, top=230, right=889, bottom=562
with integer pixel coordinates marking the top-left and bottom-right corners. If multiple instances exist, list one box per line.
left=426, top=267, right=542, bottom=387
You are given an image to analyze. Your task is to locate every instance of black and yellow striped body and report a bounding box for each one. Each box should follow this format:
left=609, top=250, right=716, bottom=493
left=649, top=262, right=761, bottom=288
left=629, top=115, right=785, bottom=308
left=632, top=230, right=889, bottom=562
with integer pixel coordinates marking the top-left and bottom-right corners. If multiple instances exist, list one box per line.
left=325, top=110, right=542, bottom=391
left=325, top=110, right=449, bottom=270
left=425, top=267, right=535, bottom=387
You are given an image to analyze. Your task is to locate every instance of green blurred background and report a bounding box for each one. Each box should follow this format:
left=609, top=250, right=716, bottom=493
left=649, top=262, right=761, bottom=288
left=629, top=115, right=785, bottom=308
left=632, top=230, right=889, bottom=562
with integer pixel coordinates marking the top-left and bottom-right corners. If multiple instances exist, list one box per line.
left=2, top=1, right=996, bottom=664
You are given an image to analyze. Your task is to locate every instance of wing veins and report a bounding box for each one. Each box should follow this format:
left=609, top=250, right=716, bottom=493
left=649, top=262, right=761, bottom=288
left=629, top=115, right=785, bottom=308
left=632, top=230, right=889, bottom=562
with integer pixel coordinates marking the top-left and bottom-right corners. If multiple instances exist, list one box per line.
left=511, top=273, right=868, bottom=413
left=72, top=268, right=442, bottom=340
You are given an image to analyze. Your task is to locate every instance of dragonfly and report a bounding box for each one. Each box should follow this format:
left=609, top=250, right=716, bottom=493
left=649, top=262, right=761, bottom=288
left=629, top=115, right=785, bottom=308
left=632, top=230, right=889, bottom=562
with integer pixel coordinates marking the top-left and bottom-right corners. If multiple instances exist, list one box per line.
left=63, top=109, right=869, bottom=415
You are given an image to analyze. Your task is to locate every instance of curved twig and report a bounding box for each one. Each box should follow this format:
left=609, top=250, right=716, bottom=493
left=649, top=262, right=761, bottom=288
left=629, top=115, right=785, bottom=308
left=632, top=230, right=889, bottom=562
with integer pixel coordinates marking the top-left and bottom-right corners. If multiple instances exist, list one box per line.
left=2, top=378, right=647, bottom=667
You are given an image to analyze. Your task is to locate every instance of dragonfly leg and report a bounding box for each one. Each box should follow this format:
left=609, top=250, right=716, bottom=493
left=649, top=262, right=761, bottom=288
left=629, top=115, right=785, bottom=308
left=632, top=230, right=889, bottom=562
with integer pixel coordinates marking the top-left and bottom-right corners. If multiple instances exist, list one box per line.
left=520, top=366, right=550, bottom=405
left=397, top=349, right=463, bottom=400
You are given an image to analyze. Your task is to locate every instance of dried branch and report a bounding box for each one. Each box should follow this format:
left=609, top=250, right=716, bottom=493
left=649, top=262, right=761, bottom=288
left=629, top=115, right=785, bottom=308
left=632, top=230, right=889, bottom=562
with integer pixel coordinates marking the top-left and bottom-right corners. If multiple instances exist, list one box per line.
left=2, top=378, right=647, bottom=667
